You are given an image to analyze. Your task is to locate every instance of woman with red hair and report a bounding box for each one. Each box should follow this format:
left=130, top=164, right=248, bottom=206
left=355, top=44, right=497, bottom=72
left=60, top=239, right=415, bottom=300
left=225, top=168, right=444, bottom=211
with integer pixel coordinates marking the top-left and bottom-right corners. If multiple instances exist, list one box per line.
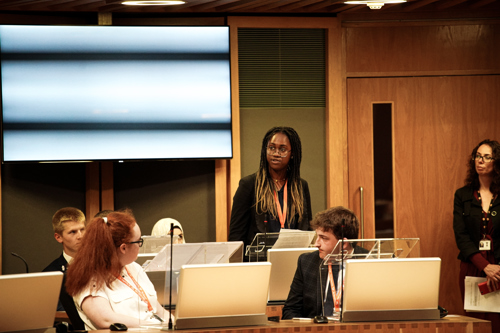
left=66, top=209, right=170, bottom=330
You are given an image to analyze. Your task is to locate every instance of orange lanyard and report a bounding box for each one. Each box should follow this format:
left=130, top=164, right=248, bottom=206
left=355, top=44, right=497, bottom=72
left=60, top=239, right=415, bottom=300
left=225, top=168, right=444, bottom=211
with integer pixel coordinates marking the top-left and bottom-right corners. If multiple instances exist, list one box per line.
left=273, top=180, right=288, bottom=228
left=116, top=267, right=153, bottom=312
left=328, top=264, right=343, bottom=313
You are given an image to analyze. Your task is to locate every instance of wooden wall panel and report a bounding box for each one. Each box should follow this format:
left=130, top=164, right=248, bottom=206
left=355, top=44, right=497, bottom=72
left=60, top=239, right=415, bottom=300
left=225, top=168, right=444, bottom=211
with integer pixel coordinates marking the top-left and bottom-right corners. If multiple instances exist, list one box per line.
left=345, top=23, right=500, bottom=75
left=347, top=75, right=500, bottom=316
left=85, top=162, right=100, bottom=220
left=101, top=162, right=114, bottom=212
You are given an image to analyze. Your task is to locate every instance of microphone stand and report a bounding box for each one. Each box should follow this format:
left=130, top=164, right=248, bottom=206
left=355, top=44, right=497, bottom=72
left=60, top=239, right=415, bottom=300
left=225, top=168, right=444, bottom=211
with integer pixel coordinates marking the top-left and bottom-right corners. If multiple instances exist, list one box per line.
left=263, top=214, right=268, bottom=262
left=340, top=218, right=345, bottom=323
left=168, top=223, right=174, bottom=330
left=313, top=261, right=328, bottom=324
left=11, top=252, right=29, bottom=273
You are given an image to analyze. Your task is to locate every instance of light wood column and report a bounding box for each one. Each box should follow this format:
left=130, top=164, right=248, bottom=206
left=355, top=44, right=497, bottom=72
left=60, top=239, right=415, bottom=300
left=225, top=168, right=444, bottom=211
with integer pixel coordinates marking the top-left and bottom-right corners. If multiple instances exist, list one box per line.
left=215, top=159, right=230, bottom=242
left=0, top=163, right=2, bottom=274
left=326, top=16, right=347, bottom=208
left=215, top=20, right=242, bottom=242
left=86, top=163, right=100, bottom=220
left=101, top=162, right=114, bottom=212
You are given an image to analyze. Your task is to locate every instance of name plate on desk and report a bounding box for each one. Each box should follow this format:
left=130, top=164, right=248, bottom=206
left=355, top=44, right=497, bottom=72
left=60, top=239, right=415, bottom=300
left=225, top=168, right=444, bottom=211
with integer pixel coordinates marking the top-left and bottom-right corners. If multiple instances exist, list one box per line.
left=175, top=314, right=268, bottom=330
left=342, top=309, right=440, bottom=322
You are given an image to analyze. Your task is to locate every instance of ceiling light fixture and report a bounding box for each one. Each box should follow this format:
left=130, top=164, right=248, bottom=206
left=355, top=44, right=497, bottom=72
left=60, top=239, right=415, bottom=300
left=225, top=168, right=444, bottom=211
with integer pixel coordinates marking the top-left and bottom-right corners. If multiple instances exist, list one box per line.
left=122, top=0, right=185, bottom=5
left=344, top=0, right=406, bottom=10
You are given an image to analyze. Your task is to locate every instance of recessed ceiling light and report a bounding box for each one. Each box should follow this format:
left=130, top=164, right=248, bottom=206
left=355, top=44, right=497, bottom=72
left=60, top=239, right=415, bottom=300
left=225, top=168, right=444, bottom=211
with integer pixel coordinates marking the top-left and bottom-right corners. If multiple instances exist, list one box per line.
left=122, top=0, right=185, bottom=5
left=344, top=0, right=406, bottom=10
left=344, top=0, right=406, bottom=3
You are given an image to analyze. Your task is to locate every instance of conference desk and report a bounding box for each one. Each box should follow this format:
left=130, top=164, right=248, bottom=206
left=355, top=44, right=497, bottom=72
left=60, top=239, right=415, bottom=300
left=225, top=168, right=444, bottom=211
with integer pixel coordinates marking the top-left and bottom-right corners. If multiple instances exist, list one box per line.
left=57, top=308, right=492, bottom=333
left=55, top=305, right=287, bottom=324
left=91, top=316, right=491, bottom=333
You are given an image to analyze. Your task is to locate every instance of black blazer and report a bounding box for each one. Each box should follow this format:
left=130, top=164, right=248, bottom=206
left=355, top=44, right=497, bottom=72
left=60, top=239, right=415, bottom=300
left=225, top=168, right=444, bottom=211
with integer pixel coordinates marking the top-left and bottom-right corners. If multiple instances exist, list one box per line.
left=43, top=254, right=68, bottom=312
left=43, top=254, right=85, bottom=330
left=43, top=253, right=68, bottom=273
left=228, top=173, right=312, bottom=250
left=453, top=185, right=500, bottom=263
left=281, top=251, right=324, bottom=319
left=282, top=246, right=370, bottom=319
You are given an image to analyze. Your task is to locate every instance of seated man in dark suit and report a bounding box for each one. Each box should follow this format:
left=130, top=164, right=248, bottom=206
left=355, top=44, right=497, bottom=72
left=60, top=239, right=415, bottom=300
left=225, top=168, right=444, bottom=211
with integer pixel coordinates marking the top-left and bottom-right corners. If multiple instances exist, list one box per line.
left=43, top=207, right=86, bottom=310
left=282, top=206, right=365, bottom=319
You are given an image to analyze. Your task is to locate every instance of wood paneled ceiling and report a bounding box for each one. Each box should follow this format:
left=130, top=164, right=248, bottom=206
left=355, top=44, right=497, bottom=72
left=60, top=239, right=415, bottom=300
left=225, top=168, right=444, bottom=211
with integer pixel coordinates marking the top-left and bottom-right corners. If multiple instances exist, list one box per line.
left=0, top=0, right=499, bottom=17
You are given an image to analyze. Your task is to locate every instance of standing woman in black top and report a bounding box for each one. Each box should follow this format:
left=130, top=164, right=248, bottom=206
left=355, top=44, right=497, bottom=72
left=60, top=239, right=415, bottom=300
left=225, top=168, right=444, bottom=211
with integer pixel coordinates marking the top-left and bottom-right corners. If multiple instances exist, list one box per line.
left=453, top=139, right=500, bottom=330
left=228, top=126, right=312, bottom=256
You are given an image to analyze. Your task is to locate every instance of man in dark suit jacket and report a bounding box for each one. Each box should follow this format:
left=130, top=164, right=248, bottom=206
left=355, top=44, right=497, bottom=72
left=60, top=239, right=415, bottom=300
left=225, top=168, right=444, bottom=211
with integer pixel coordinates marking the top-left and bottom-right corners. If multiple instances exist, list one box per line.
left=43, top=253, right=69, bottom=274
left=282, top=206, right=363, bottom=319
left=43, top=207, right=86, bottom=310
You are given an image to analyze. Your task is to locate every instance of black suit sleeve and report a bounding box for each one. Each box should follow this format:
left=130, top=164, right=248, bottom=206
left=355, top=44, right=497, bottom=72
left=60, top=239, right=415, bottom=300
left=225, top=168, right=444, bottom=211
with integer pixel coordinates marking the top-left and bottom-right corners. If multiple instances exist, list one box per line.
left=282, top=255, right=306, bottom=319
left=42, top=254, right=68, bottom=312
left=228, top=175, right=255, bottom=242
left=301, top=179, right=312, bottom=230
left=453, top=187, right=480, bottom=261
left=282, top=251, right=323, bottom=319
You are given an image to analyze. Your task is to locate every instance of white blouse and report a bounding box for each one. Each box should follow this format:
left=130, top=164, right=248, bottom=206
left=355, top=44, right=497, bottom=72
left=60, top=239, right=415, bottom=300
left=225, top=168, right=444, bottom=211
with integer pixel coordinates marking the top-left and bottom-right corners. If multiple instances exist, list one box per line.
left=74, top=262, right=162, bottom=330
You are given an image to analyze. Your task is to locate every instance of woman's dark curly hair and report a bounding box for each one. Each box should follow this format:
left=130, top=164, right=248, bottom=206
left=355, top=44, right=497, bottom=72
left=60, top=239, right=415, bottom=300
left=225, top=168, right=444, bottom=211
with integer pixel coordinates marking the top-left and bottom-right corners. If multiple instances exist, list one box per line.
left=465, top=139, right=500, bottom=194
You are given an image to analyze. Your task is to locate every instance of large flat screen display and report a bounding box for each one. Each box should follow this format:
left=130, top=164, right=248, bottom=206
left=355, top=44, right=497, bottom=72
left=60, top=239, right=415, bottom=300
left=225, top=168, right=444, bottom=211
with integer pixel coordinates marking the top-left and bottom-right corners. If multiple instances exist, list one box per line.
left=0, top=25, right=232, bottom=162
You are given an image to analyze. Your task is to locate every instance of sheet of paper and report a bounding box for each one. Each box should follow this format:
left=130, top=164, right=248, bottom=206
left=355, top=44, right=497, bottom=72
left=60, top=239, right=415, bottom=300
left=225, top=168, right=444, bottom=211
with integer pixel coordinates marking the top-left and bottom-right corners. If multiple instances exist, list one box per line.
left=272, top=230, right=315, bottom=249
left=464, top=276, right=500, bottom=312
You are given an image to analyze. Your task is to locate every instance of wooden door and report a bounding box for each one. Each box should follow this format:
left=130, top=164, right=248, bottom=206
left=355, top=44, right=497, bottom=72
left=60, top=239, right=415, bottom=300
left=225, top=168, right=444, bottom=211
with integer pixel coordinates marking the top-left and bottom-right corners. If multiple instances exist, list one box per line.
left=348, top=75, right=500, bottom=315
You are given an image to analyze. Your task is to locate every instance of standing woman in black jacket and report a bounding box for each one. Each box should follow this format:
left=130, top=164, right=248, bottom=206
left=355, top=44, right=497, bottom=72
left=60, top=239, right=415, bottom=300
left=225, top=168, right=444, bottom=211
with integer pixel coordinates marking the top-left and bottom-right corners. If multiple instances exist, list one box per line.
left=228, top=126, right=312, bottom=256
left=453, top=139, right=500, bottom=330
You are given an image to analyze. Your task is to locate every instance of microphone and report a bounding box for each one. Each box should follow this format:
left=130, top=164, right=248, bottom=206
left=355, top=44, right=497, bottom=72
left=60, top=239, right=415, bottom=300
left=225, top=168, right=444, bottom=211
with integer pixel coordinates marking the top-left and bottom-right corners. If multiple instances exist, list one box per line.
left=11, top=252, right=29, bottom=273
left=340, top=218, right=345, bottom=322
left=168, top=223, right=174, bottom=330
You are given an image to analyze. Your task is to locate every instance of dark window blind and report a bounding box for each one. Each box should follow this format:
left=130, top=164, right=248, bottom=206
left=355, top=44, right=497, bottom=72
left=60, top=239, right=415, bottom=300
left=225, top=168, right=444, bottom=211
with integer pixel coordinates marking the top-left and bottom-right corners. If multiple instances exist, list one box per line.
left=238, top=28, right=326, bottom=108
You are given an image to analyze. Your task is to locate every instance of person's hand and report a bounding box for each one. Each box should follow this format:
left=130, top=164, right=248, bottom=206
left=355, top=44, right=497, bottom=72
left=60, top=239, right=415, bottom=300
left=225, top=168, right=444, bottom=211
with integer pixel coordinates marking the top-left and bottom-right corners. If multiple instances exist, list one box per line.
left=486, top=276, right=499, bottom=292
left=484, top=264, right=500, bottom=291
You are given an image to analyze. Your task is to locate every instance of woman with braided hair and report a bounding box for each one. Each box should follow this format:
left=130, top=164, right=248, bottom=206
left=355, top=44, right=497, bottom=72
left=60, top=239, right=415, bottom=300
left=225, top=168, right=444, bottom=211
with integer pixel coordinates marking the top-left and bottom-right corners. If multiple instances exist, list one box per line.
left=229, top=126, right=312, bottom=258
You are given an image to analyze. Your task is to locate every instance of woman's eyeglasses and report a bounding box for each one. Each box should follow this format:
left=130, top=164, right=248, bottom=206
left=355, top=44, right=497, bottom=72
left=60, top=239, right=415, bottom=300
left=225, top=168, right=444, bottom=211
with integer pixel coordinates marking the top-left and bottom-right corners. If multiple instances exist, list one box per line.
left=126, top=237, right=144, bottom=247
left=267, top=146, right=291, bottom=158
left=474, top=154, right=494, bottom=163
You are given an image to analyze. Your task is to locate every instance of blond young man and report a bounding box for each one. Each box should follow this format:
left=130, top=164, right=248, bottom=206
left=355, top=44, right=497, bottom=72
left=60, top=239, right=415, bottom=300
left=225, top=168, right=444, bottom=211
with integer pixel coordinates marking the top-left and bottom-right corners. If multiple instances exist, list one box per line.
left=43, top=207, right=86, bottom=273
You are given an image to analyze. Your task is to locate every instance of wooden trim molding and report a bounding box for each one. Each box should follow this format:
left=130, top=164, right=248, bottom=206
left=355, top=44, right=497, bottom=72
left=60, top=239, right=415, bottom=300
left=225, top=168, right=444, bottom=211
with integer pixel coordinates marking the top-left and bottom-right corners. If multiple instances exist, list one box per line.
left=229, top=22, right=242, bottom=226
left=100, top=161, right=114, bottom=212
left=347, top=69, right=500, bottom=77
left=85, top=162, right=100, bottom=221
left=215, top=159, right=229, bottom=242
left=86, top=162, right=114, bottom=220
left=0, top=162, right=2, bottom=274
left=342, top=18, right=500, bottom=28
